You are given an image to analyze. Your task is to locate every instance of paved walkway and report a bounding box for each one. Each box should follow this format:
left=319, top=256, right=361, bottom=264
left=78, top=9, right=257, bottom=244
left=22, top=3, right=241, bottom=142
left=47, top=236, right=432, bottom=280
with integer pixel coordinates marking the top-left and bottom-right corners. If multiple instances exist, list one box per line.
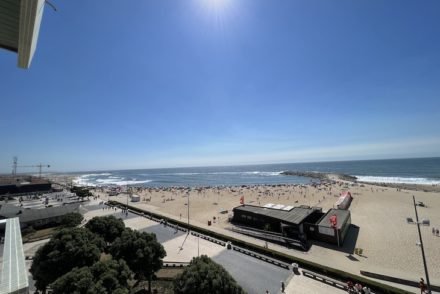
left=82, top=199, right=353, bottom=294
left=284, top=272, right=347, bottom=294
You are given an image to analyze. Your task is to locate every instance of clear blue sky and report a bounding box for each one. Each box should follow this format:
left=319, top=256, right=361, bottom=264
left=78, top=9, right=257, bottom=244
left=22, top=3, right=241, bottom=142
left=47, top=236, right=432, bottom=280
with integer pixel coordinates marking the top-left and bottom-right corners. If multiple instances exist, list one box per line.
left=1, top=0, right=440, bottom=172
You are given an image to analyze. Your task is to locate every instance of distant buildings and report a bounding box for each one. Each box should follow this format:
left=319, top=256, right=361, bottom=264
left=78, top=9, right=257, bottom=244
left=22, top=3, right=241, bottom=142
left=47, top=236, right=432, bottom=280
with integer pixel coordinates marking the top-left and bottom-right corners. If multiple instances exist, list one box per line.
left=0, top=176, right=83, bottom=228
left=0, top=176, right=52, bottom=196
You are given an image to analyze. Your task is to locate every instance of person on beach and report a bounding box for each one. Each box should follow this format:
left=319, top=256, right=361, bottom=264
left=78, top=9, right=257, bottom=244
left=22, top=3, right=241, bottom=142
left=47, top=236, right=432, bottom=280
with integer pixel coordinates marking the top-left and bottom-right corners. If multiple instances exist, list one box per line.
left=419, top=278, right=427, bottom=293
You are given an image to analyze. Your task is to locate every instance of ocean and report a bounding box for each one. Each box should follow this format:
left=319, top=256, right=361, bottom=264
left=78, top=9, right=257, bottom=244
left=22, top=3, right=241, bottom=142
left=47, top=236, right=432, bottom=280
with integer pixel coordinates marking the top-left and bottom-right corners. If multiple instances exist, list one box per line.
left=70, top=157, right=440, bottom=187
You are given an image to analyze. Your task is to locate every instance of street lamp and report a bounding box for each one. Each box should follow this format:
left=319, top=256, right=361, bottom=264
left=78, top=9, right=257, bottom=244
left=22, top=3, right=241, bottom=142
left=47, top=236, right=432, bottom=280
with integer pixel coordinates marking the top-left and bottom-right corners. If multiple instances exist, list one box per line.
left=187, top=189, right=190, bottom=230
left=409, top=195, right=431, bottom=294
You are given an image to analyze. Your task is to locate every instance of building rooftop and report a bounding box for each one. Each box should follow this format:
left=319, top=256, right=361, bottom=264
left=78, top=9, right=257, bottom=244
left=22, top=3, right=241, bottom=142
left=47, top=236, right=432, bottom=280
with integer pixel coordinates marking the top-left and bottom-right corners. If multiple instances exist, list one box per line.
left=0, top=203, right=80, bottom=223
left=0, top=218, right=28, bottom=294
left=318, top=209, right=351, bottom=229
left=234, top=205, right=320, bottom=225
left=0, top=176, right=50, bottom=186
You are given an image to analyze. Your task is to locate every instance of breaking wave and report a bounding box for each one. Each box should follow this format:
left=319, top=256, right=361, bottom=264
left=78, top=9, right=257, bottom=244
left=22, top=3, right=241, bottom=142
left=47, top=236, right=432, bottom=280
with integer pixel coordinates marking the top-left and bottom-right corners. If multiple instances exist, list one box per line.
left=155, top=171, right=284, bottom=177
left=81, top=173, right=112, bottom=177
left=73, top=174, right=152, bottom=186
left=355, top=176, right=440, bottom=185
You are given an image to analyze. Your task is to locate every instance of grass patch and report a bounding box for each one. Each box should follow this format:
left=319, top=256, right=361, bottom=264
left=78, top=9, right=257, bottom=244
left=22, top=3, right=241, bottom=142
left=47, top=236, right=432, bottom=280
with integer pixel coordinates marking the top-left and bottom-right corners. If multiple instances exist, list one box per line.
left=22, top=226, right=60, bottom=243
left=133, top=280, right=174, bottom=294
left=156, top=268, right=185, bottom=280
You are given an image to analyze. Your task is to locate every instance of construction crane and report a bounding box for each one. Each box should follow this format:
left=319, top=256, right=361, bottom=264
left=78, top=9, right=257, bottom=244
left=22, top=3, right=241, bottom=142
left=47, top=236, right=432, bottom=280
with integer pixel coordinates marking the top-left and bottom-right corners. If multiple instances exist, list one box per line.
left=12, top=157, right=50, bottom=178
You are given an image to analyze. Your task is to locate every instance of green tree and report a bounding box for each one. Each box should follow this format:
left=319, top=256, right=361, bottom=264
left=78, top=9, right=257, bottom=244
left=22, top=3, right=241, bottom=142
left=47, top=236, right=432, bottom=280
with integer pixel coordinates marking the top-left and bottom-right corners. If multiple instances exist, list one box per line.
left=71, top=186, right=93, bottom=199
left=50, top=259, right=132, bottom=294
left=173, top=255, right=245, bottom=294
left=60, top=212, right=84, bottom=227
left=110, top=228, right=166, bottom=293
left=85, top=215, right=126, bottom=244
left=30, top=227, right=105, bottom=292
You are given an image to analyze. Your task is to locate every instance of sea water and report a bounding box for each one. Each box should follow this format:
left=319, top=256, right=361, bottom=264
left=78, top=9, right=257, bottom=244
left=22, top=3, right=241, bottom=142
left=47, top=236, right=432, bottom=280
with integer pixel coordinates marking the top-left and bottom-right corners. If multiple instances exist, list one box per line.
left=70, top=157, right=440, bottom=187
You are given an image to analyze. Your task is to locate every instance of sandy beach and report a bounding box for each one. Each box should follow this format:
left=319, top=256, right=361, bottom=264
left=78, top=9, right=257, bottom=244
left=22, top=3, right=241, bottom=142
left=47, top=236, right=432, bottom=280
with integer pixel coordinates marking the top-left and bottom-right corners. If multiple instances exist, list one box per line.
left=52, top=174, right=440, bottom=288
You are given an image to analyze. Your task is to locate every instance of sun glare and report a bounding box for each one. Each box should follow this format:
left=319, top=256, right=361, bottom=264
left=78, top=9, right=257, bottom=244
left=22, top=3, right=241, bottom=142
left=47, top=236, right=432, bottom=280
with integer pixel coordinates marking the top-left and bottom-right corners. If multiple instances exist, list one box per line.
left=200, top=0, right=232, bottom=13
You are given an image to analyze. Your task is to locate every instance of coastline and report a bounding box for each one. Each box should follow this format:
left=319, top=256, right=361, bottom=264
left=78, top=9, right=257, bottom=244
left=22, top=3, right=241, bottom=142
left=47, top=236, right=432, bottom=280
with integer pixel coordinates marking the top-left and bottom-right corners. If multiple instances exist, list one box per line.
left=280, top=171, right=440, bottom=193
left=50, top=171, right=440, bottom=193
left=44, top=170, right=440, bottom=290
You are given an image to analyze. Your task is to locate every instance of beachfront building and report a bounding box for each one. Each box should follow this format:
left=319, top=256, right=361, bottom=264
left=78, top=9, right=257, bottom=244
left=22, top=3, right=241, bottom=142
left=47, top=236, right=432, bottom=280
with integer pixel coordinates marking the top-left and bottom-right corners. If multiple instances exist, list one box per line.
left=0, top=218, right=29, bottom=294
left=232, top=205, right=351, bottom=246
left=0, top=0, right=46, bottom=68
left=0, top=176, right=52, bottom=196
left=232, top=205, right=323, bottom=240
left=306, top=208, right=351, bottom=245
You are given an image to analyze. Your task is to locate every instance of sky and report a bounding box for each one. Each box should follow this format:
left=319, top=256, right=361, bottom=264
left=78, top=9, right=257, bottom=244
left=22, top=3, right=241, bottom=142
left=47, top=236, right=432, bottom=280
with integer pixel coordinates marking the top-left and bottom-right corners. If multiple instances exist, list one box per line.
left=1, top=0, right=440, bottom=173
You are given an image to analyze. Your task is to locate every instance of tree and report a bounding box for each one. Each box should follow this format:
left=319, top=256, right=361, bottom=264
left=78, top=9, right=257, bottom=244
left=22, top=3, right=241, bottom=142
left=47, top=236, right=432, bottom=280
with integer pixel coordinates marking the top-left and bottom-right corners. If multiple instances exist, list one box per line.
left=50, top=259, right=132, bottom=294
left=30, top=227, right=105, bottom=292
left=110, top=228, right=166, bottom=293
left=61, top=212, right=84, bottom=227
left=173, top=255, right=245, bottom=294
left=85, top=215, right=126, bottom=244
left=71, top=186, right=93, bottom=199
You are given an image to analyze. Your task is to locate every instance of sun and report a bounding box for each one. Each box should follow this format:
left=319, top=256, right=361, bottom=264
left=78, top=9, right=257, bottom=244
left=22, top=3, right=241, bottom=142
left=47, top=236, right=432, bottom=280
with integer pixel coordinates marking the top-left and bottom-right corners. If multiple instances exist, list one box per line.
left=201, top=0, right=232, bottom=12
left=208, top=0, right=229, bottom=9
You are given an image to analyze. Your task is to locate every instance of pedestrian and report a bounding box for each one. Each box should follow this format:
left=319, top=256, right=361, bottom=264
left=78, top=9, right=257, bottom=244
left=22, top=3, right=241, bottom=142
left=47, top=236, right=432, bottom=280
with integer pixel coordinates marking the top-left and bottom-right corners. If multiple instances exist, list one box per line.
left=436, top=228, right=439, bottom=236
left=419, top=278, right=426, bottom=294
left=433, top=227, right=436, bottom=235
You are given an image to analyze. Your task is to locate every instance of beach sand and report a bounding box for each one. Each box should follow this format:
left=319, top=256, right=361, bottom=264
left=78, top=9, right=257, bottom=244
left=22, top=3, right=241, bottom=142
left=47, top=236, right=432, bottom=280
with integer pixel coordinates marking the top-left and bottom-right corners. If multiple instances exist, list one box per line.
left=52, top=175, right=440, bottom=288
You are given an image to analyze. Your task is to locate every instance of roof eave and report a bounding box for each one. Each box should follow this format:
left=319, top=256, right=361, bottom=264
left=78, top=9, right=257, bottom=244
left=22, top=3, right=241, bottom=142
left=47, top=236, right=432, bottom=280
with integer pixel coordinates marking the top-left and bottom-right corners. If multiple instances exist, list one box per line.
left=17, top=0, right=45, bottom=69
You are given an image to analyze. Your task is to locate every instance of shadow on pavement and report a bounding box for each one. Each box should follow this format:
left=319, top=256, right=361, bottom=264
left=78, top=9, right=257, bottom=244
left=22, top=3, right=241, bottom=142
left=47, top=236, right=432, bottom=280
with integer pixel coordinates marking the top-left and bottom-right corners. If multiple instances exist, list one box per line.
left=139, top=223, right=185, bottom=243
left=212, top=249, right=291, bottom=294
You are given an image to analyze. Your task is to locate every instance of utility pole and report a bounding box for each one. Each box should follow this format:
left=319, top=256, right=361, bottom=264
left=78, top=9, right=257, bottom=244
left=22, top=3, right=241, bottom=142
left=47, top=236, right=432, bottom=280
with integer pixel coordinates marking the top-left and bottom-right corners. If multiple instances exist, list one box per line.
left=187, top=190, right=190, bottom=231
left=12, top=156, right=17, bottom=176
left=413, top=195, right=431, bottom=294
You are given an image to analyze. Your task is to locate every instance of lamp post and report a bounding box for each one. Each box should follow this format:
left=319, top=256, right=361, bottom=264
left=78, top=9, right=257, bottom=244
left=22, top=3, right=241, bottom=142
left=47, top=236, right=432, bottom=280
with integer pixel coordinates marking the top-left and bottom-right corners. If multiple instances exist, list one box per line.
left=187, top=189, right=190, bottom=231
left=127, top=186, right=129, bottom=207
left=412, top=195, right=431, bottom=294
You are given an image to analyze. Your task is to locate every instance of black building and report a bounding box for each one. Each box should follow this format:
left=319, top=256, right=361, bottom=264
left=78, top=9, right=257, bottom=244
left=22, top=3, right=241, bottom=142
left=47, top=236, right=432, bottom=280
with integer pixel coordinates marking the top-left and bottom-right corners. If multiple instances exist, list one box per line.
left=232, top=205, right=351, bottom=246
left=232, top=205, right=323, bottom=240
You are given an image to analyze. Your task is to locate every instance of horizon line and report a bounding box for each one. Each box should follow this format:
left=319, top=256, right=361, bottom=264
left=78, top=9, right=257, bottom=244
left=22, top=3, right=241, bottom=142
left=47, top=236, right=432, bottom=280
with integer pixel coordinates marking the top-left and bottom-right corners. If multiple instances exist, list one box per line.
left=2, top=155, right=438, bottom=175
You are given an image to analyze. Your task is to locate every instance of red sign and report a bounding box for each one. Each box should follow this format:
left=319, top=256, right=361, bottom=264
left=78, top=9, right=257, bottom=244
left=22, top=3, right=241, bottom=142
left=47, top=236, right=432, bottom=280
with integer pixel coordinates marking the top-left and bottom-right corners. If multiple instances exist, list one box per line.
left=330, top=215, right=337, bottom=228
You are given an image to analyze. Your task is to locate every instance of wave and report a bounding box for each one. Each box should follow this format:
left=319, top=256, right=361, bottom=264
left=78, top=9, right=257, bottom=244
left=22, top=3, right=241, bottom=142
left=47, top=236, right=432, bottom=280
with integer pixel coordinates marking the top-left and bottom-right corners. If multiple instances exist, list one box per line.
left=102, top=179, right=152, bottom=186
left=81, top=173, right=112, bottom=178
left=355, top=176, right=440, bottom=185
left=72, top=177, right=97, bottom=187
left=73, top=177, right=152, bottom=186
left=155, top=171, right=284, bottom=177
